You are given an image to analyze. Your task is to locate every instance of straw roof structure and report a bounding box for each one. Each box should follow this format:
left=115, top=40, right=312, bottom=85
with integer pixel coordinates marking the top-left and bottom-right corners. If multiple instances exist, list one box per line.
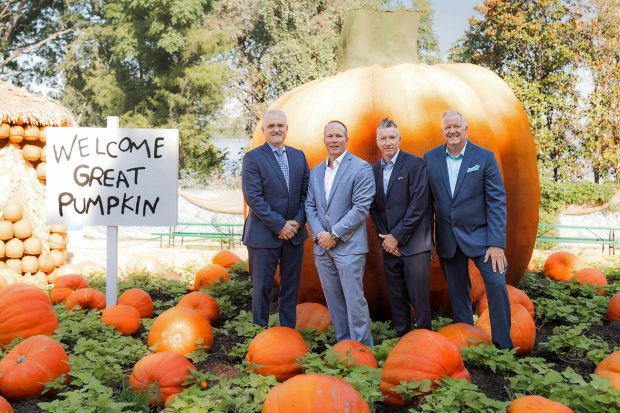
left=0, top=81, right=76, bottom=126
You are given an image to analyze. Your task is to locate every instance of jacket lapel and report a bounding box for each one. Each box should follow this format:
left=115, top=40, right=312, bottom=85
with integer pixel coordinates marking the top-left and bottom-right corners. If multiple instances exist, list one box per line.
left=385, top=152, right=405, bottom=198
left=326, top=152, right=351, bottom=209
left=373, top=161, right=384, bottom=204
left=261, top=143, right=288, bottom=194
left=452, top=143, right=478, bottom=200
left=315, top=161, right=327, bottom=209
left=438, top=147, right=452, bottom=199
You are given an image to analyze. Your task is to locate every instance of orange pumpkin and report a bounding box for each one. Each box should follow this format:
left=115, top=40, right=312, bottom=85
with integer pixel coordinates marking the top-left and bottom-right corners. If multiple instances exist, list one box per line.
left=476, top=304, right=535, bottom=355
left=212, top=250, right=242, bottom=268
left=0, top=396, right=12, bottom=413
left=0, top=284, right=58, bottom=347
left=246, top=326, right=309, bottom=381
left=65, top=288, right=106, bottom=311
left=437, top=323, right=491, bottom=347
left=193, top=264, right=230, bottom=290
left=101, top=305, right=141, bottom=335
left=128, top=352, right=196, bottom=405
left=148, top=307, right=213, bottom=355
left=0, top=335, right=70, bottom=400
left=176, top=291, right=220, bottom=322
left=543, top=251, right=578, bottom=282
left=118, top=288, right=154, bottom=318
left=295, top=302, right=332, bottom=332
left=508, top=395, right=573, bottom=412
left=477, top=285, right=535, bottom=318
left=50, top=274, right=89, bottom=304
left=608, top=293, right=620, bottom=322
left=572, top=268, right=607, bottom=295
left=594, top=350, right=620, bottom=390
left=262, top=373, right=371, bottom=413
left=252, top=11, right=539, bottom=319
left=330, top=340, right=378, bottom=368
left=380, top=329, right=470, bottom=406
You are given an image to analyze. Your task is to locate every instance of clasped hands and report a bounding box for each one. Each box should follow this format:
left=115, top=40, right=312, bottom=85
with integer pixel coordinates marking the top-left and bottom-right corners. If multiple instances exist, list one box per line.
left=278, top=220, right=300, bottom=240
left=316, top=231, right=337, bottom=250
left=379, top=234, right=401, bottom=257
left=484, top=246, right=507, bottom=273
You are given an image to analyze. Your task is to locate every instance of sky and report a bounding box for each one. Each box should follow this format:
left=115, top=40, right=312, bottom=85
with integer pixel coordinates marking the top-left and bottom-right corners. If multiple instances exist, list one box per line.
left=430, top=0, right=483, bottom=60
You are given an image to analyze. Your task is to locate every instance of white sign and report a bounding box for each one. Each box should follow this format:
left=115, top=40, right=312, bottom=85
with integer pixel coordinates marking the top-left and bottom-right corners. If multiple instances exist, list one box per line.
left=46, top=127, right=179, bottom=226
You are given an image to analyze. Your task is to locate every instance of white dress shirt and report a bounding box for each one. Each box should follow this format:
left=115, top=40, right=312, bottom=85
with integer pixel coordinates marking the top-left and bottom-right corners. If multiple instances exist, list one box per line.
left=324, top=150, right=347, bottom=202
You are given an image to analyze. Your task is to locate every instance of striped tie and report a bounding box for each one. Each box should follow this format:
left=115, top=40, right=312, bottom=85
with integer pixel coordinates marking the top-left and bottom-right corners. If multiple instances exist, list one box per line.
left=275, top=148, right=289, bottom=190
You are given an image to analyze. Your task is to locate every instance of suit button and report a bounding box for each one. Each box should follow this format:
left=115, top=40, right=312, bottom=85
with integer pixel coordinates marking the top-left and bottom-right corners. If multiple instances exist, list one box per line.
left=386, top=209, right=389, bottom=213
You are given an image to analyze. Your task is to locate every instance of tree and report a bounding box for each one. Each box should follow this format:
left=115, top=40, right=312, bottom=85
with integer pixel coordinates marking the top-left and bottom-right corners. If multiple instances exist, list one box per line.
left=450, top=0, right=587, bottom=181
left=60, top=0, right=230, bottom=178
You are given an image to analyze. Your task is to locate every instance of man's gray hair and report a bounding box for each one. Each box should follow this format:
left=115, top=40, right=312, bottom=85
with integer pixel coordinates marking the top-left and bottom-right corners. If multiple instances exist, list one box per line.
left=262, top=109, right=287, bottom=124
left=376, top=117, right=400, bottom=138
left=441, top=110, right=468, bottom=127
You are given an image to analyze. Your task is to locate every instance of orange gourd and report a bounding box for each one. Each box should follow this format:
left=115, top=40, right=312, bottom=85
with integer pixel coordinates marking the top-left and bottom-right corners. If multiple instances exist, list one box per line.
left=543, top=251, right=578, bottom=282
left=0, top=284, right=58, bottom=347
left=478, top=285, right=535, bottom=318
left=246, top=326, right=309, bottom=381
left=594, top=350, right=620, bottom=390
left=330, top=340, right=378, bottom=368
left=176, top=291, right=220, bottom=322
left=50, top=274, right=89, bottom=304
left=0, top=396, right=12, bottom=413
left=0, top=335, right=70, bottom=400
left=148, top=307, right=213, bottom=355
left=128, top=352, right=197, bottom=405
left=437, top=323, right=491, bottom=347
left=295, top=302, right=331, bottom=332
left=572, top=268, right=608, bottom=295
left=118, top=288, right=154, bottom=318
left=262, top=373, right=371, bottom=413
left=508, top=395, right=573, bottom=412
left=212, top=250, right=242, bottom=268
left=608, top=293, right=620, bottom=322
left=476, top=304, right=535, bottom=355
left=380, top=329, right=470, bottom=406
left=65, top=288, right=106, bottom=311
left=102, top=305, right=142, bottom=335
left=194, top=264, right=230, bottom=290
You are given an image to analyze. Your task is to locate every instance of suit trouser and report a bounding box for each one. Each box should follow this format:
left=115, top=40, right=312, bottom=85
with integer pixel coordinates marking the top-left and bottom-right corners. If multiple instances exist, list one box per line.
left=248, top=243, right=303, bottom=328
left=439, top=245, right=513, bottom=349
left=315, top=251, right=373, bottom=346
left=382, top=250, right=432, bottom=335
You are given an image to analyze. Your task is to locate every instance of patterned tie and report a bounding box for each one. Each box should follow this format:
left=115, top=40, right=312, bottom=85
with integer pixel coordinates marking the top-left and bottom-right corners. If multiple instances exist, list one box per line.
left=382, top=161, right=394, bottom=195
left=275, top=148, right=289, bottom=190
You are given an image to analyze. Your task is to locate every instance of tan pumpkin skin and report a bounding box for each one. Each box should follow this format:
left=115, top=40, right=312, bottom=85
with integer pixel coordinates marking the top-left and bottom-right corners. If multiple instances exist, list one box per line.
left=594, top=350, right=620, bottom=391
left=118, top=288, right=154, bottom=318
left=508, top=395, right=573, bottom=413
left=295, top=302, right=332, bottom=332
left=262, top=373, right=371, bottom=413
left=608, top=293, right=620, bottom=322
left=246, top=326, right=309, bottom=381
left=252, top=63, right=539, bottom=317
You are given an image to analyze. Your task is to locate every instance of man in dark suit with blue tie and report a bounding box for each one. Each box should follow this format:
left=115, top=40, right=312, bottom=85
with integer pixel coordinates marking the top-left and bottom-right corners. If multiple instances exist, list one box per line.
left=369, top=118, right=433, bottom=336
left=241, top=109, right=310, bottom=328
left=424, top=110, right=512, bottom=349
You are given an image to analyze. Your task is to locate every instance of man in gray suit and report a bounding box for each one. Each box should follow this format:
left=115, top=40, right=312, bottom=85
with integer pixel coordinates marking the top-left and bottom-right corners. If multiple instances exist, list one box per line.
left=305, top=120, right=375, bottom=346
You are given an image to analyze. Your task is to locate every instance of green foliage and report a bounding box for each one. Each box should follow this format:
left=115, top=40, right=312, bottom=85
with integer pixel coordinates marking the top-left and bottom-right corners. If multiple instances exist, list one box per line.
left=371, top=320, right=397, bottom=343
left=416, top=377, right=509, bottom=412
left=540, top=324, right=616, bottom=365
left=539, top=178, right=618, bottom=213
left=371, top=337, right=399, bottom=366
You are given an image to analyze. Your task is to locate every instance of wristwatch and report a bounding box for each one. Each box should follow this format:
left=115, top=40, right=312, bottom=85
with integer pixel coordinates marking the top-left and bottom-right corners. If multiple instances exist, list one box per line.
left=330, top=231, right=339, bottom=241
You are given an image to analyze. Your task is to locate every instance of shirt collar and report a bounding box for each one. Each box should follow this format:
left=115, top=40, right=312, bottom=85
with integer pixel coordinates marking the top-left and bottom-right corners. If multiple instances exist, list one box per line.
left=381, top=149, right=400, bottom=168
left=268, top=143, right=286, bottom=153
left=326, top=150, right=348, bottom=169
left=445, top=141, right=467, bottom=160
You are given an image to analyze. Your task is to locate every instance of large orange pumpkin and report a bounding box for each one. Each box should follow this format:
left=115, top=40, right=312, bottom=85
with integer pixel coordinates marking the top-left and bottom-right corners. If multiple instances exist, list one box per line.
left=477, top=285, right=535, bottom=318
left=245, top=326, right=309, bottom=381
left=193, top=264, right=230, bottom=290
left=101, top=305, right=142, bottom=335
left=251, top=10, right=539, bottom=318
left=176, top=291, right=220, bottom=322
left=128, top=352, right=196, bottom=405
left=437, top=323, right=490, bottom=347
left=262, top=373, right=371, bottom=413
left=380, top=329, right=470, bottom=406
left=543, top=251, right=578, bottom=282
left=0, top=335, right=70, bottom=400
left=212, top=250, right=242, bottom=268
left=476, top=303, right=535, bottom=355
left=0, top=396, right=12, bottom=413
left=572, top=268, right=608, bottom=295
left=65, top=288, right=106, bottom=311
left=118, top=288, right=154, bottom=318
left=608, top=293, right=620, bottom=322
left=0, top=284, right=59, bottom=347
left=508, top=395, right=573, bottom=413
left=295, top=302, right=331, bottom=332
left=148, top=307, right=213, bottom=355
left=330, top=340, right=378, bottom=368
left=594, top=350, right=620, bottom=390
left=50, top=274, right=89, bottom=304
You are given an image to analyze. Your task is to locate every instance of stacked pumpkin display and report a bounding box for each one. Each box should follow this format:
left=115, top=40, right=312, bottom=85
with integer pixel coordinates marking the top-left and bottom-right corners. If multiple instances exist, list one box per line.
left=0, top=123, right=47, bottom=183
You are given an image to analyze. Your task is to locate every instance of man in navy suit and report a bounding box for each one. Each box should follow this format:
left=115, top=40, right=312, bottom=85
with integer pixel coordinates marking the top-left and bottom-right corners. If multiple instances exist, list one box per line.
left=369, top=118, right=433, bottom=336
left=241, top=109, right=310, bottom=328
left=424, top=110, right=512, bottom=349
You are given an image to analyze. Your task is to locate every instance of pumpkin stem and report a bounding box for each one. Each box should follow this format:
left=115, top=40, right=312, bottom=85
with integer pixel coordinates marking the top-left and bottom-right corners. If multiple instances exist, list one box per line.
left=16, top=355, right=26, bottom=364
left=336, top=9, right=420, bottom=71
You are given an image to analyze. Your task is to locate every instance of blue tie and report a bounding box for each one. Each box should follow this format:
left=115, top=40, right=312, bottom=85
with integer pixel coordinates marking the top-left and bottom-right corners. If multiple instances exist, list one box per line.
left=275, top=148, right=289, bottom=190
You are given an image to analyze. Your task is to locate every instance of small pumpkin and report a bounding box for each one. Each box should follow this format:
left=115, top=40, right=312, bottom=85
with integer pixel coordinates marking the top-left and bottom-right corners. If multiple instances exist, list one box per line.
left=4, top=238, right=23, bottom=259
left=0, top=123, right=9, bottom=138
left=23, top=125, right=40, bottom=141
left=48, top=233, right=66, bottom=249
left=476, top=303, right=535, bottom=355
left=4, top=259, right=21, bottom=274
left=477, top=285, right=535, bottom=318
left=21, top=144, right=41, bottom=161
left=212, top=250, right=243, bottom=268
left=102, top=304, right=142, bottom=335
left=507, top=395, right=573, bottom=412
left=295, top=302, right=332, bottom=332
left=148, top=307, right=213, bottom=355
left=49, top=249, right=66, bottom=266
left=23, top=236, right=42, bottom=255
left=50, top=274, right=89, bottom=304
left=176, top=291, right=220, bottom=322
left=246, top=326, right=309, bottom=381
left=128, top=352, right=197, bottom=405
left=193, top=264, right=230, bottom=290
left=262, top=373, right=371, bottom=413
left=0, top=335, right=70, bottom=400
left=543, top=251, right=578, bottom=282
left=572, top=268, right=608, bottom=295
left=0, top=221, right=13, bottom=240
left=2, top=201, right=22, bottom=222
left=38, top=253, right=55, bottom=273
left=118, top=288, right=154, bottom=318
left=21, top=255, right=38, bottom=274
left=594, top=350, right=620, bottom=390
left=437, top=323, right=491, bottom=347
left=329, top=340, right=378, bottom=368
left=8, top=125, right=23, bottom=143
left=12, top=218, right=32, bottom=239
left=65, top=288, right=106, bottom=311
left=607, top=293, right=620, bottom=322
left=0, top=395, right=12, bottom=413
left=0, top=240, right=4, bottom=258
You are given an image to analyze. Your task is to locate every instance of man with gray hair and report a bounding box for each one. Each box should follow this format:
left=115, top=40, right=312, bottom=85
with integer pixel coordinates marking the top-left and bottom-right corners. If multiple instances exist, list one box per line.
left=369, top=117, right=433, bottom=336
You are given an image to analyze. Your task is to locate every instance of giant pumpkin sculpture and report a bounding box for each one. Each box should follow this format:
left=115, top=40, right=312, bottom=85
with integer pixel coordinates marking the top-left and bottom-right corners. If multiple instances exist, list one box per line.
left=249, top=10, right=539, bottom=319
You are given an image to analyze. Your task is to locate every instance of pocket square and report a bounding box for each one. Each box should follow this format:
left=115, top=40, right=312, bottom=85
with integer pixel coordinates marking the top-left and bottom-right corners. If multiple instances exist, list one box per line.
left=467, top=164, right=480, bottom=173
left=397, top=176, right=404, bottom=180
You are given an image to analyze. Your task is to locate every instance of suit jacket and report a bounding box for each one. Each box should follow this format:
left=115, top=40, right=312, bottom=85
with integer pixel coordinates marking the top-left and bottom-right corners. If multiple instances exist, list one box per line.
left=369, top=150, right=433, bottom=256
left=242, top=142, right=309, bottom=248
left=424, top=142, right=506, bottom=259
left=305, top=151, right=375, bottom=256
